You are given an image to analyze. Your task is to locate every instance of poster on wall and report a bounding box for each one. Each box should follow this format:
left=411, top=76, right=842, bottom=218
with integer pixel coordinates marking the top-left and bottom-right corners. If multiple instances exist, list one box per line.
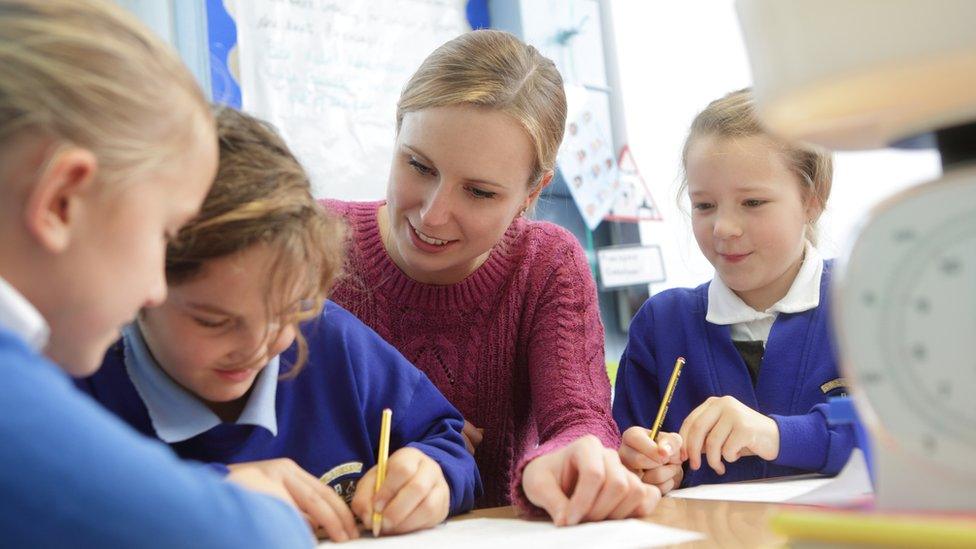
left=556, top=90, right=624, bottom=230
left=223, top=0, right=469, bottom=200
left=605, top=145, right=663, bottom=223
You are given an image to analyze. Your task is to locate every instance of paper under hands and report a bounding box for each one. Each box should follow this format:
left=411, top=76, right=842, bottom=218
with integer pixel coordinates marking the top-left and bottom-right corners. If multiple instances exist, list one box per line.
left=667, top=448, right=873, bottom=505
left=318, top=517, right=703, bottom=548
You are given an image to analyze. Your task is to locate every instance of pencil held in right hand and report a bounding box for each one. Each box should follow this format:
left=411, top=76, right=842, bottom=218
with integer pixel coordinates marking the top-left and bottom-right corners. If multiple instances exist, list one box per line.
left=619, top=427, right=684, bottom=495
left=351, top=447, right=450, bottom=536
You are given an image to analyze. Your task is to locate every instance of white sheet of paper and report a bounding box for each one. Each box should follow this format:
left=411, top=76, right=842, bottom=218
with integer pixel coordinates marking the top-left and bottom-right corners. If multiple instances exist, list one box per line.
left=318, top=518, right=703, bottom=548
left=667, top=448, right=873, bottom=505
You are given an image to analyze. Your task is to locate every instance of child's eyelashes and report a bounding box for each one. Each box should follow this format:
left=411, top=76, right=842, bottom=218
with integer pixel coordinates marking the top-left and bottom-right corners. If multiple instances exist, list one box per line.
left=467, top=186, right=496, bottom=200
left=743, top=199, right=768, bottom=208
left=192, top=316, right=230, bottom=329
left=692, top=202, right=715, bottom=212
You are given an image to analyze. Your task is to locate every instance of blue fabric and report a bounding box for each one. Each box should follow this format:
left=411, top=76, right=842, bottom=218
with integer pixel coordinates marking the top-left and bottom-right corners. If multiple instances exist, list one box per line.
left=466, top=0, right=491, bottom=29
left=80, top=301, right=481, bottom=515
left=0, top=328, right=312, bottom=548
left=613, top=261, right=855, bottom=487
left=122, top=323, right=280, bottom=442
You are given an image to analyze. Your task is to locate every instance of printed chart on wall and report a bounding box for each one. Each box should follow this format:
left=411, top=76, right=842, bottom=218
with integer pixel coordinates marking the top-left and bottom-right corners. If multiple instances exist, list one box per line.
left=220, top=0, right=469, bottom=200
left=556, top=86, right=625, bottom=230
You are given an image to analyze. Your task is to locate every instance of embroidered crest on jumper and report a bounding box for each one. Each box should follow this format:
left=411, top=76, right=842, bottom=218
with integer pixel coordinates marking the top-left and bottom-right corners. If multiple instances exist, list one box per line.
left=320, top=461, right=365, bottom=503
left=820, top=378, right=848, bottom=396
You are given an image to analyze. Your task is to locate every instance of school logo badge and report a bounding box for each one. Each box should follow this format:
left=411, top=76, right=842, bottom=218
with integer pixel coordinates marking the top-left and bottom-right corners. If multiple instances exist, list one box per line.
left=820, top=378, right=848, bottom=397
left=320, top=461, right=364, bottom=503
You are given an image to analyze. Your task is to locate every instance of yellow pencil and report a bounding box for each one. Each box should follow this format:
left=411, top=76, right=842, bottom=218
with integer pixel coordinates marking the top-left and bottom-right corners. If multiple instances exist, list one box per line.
left=372, top=408, right=393, bottom=537
left=649, top=357, right=685, bottom=442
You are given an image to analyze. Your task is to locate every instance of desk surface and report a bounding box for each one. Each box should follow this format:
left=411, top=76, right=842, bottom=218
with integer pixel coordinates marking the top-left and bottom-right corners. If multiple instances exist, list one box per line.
left=463, top=497, right=785, bottom=548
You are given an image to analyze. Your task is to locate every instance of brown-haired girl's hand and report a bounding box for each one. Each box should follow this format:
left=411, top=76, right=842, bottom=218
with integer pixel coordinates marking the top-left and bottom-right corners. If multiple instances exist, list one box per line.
left=461, top=420, right=484, bottom=455
left=522, top=435, right=660, bottom=526
left=227, top=458, right=359, bottom=542
left=678, top=396, right=780, bottom=475
left=351, top=447, right=450, bottom=536
left=618, top=427, right=685, bottom=495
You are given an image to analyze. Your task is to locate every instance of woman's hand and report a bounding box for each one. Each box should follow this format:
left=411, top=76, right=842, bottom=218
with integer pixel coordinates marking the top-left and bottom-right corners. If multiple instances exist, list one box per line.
left=351, top=447, right=450, bottom=536
left=522, top=435, right=660, bottom=526
left=678, top=396, right=780, bottom=475
left=227, top=458, right=359, bottom=542
left=618, top=427, right=684, bottom=494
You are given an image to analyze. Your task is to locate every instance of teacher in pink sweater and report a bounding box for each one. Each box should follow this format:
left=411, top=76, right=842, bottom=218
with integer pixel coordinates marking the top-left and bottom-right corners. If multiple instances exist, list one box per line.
left=324, top=30, right=658, bottom=525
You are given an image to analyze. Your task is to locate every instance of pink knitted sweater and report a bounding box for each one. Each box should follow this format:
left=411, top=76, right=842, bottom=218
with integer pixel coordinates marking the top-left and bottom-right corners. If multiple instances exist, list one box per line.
left=323, top=200, right=620, bottom=511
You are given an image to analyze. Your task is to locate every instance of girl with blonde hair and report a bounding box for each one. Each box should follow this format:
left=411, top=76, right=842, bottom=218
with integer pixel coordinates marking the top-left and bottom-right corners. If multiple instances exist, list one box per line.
left=0, top=0, right=311, bottom=546
left=615, top=88, right=853, bottom=493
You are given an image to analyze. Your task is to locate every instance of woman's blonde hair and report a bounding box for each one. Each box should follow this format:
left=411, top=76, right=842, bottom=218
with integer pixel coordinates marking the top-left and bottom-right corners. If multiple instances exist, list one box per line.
left=680, top=88, right=833, bottom=244
left=397, top=29, right=567, bottom=190
left=0, top=0, right=212, bottom=186
left=165, top=107, right=345, bottom=377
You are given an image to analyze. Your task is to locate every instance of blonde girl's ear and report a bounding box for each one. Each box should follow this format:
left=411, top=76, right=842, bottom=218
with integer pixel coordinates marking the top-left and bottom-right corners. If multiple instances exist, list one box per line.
left=24, top=145, right=98, bottom=253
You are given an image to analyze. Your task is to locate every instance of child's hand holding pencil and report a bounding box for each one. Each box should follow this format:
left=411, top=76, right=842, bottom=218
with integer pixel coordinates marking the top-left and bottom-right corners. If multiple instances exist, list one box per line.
left=351, top=446, right=450, bottom=536
left=619, top=428, right=685, bottom=494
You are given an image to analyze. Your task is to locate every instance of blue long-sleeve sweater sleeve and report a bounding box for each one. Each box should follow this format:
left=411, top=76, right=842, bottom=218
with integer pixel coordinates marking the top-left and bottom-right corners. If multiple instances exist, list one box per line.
left=0, top=331, right=312, bottom=549
left=771, top=403, right=855, bottom=474
left=317, top=303, right=481, bottom=515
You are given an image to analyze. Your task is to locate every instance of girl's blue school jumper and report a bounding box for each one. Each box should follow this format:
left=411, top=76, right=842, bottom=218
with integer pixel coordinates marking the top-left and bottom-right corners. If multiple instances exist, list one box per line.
left=0, top=328, right=313, bottom=548
left=613, top=261, right=854, bottom=487
left=77, top=301, right=481, bottom=515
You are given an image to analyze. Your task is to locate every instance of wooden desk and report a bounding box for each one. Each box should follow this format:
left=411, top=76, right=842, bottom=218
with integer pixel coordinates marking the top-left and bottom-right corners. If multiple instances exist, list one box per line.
left=463, top=497, right=785, bottom=548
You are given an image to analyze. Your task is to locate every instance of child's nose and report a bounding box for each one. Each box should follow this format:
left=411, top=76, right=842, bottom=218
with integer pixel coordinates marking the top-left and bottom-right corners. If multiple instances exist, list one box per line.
left=713, top=211, right=743, bottom=239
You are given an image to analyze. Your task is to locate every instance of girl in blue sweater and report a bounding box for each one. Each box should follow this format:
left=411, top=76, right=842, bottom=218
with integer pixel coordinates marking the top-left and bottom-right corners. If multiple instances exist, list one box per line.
left=79, top=108, right=480, bottom=540
left=613, top=89, right=854, bottom=492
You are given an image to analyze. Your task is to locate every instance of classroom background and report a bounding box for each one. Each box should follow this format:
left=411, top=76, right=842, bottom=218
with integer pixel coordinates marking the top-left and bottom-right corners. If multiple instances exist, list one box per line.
left=114, top=0, right=940, bottom=375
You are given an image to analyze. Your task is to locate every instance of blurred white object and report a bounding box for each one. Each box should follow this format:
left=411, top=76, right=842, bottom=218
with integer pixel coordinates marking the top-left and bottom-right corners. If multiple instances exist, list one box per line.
left=738, top=0, right=976, bottom=512
left=737, top=0, right=976, bottom=150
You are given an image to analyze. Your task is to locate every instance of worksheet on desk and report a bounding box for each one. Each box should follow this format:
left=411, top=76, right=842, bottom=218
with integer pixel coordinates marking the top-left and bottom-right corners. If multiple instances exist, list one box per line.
left=318, top=518, right=703, bottom=548
left=666, top=449, right=873, bottom=505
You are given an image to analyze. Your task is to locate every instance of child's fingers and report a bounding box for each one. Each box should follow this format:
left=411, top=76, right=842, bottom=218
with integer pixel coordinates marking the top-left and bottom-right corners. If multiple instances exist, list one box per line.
left=385, top=477, right=449, bottom=535
left=655, top=432, right=683, bottom=461
left=350, top=466, right=377, bottom=525
left=378, top=456, right=441, bottom=534
left=704, top=417, right=733, bottom=475
left=462, top=421, right=483, bottom=446
left=722, top=429, right=752, bottom=464
left=620, top=427, right=666, bottom=468
left=640, top=463, right=682, bottom=486
left=282, top=472, right=358, bottom=542
left=680, top=404, right=722, bottom=471
left=371, top=449, right=423, bottom=516
left=678, top=403, right=708, bottom=461
left=619, top=444, right=657, bottom=471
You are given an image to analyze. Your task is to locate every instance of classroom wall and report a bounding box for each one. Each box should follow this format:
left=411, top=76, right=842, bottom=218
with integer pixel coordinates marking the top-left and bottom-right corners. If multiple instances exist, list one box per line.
left=610, top=0, right=942, bottom=294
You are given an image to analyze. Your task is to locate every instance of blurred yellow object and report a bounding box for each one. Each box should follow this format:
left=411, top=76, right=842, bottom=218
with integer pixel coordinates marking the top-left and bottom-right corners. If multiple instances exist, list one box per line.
left=771, top=508, right=976, bottom=548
